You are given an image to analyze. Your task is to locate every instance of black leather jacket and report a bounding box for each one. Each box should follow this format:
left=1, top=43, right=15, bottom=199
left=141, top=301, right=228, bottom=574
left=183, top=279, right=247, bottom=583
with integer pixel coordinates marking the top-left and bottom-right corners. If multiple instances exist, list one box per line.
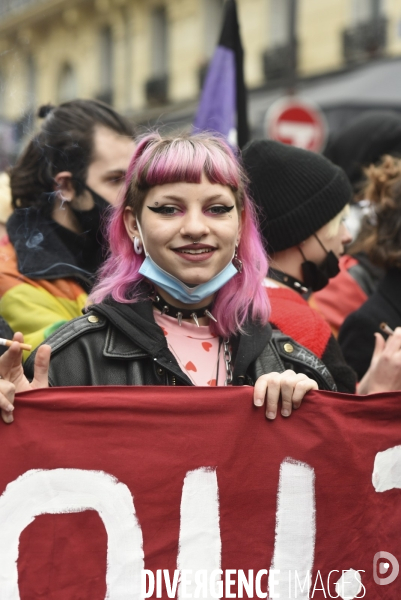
left=25, top=298, right=337, bottom=390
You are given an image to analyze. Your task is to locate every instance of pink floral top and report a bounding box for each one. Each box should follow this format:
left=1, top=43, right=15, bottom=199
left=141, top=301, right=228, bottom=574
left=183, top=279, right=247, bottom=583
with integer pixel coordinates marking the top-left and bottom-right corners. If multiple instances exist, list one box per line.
left=153, top=311, right=227, bottom=386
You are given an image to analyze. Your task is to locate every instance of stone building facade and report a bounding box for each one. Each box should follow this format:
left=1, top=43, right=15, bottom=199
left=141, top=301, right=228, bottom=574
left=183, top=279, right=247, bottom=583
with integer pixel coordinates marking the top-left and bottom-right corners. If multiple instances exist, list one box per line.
left=0, top=0, right=400, bottom=151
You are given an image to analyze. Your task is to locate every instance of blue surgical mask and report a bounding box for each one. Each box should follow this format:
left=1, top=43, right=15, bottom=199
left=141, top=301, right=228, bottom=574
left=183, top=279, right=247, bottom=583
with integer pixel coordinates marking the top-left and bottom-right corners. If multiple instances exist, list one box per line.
left=136, top=222, right=239, bottom=304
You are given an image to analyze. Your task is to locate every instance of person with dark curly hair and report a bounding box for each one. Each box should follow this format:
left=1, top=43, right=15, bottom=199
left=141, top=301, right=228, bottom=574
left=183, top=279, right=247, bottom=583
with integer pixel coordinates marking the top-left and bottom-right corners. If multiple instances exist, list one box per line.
left=0, top=99, right=135, bottom=355
left=339, top=155, right=401, bottom=380
left=309, top=111, right=401, bottom=336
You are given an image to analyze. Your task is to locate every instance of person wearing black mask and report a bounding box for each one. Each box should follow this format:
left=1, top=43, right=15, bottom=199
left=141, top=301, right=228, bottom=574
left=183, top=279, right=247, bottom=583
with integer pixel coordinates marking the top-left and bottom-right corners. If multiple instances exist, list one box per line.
left=242, top=140, right=353, bottom=291
left=242, top=140, right=361, bottom=393
left=0, top=99, right=135, bottom=355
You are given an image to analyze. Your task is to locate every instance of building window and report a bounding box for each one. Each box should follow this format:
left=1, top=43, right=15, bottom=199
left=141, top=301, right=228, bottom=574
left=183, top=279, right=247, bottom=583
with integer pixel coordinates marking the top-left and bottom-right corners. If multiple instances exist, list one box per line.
left=97, top=25, right=114, bottom=105
left=203, top=0, right=224, bottom=59
left=19, top=54, right=37, bottom=138
left=58, top=63, right=77, bottom=103
left=198, top=0, right=224, bottom=89
left=343, top=0, right=386, bottom=64
left=269, top=0, right=292, bottom=48
left=351, top=0, right=384, bottom=25
left=150, top=7, right=168, bottom=78
left=262, top=0, right=297, bottom=83
left=145, top=7, right=169, bottom=105
left=26, top=54, right=36, bottom=110
left=0, top=71, right=4, bottom=114
left=122, top=6, right=133, bottom=110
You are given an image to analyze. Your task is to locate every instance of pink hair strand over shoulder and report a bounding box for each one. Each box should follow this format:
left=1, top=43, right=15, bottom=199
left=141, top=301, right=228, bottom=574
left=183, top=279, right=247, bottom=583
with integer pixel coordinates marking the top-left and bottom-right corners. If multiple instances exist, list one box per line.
left=90, top=132, right=270, bottom=338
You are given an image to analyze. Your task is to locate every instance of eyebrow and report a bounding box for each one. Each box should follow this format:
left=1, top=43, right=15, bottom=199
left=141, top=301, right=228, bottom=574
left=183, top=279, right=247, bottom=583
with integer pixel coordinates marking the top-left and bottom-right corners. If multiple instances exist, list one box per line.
left=156, top=194, right=232, bottom=202
left=103, top=169, right=126, bottom=178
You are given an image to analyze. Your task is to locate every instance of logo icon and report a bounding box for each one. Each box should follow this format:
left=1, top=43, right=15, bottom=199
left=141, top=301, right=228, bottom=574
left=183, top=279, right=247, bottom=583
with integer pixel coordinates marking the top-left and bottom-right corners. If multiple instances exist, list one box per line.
left=373, top=551, right=399, bottom=585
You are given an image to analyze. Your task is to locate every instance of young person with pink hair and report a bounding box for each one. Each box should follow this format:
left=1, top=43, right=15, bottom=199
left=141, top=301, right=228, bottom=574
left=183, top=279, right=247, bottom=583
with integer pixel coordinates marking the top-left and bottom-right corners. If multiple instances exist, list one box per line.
left=0, top=133, right=320, bottom=424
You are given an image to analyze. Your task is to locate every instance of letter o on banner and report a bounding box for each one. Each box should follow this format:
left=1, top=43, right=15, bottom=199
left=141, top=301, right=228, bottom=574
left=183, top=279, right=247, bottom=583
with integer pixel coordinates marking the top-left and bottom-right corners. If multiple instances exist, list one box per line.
left=0, top=469, right=144, bottom=599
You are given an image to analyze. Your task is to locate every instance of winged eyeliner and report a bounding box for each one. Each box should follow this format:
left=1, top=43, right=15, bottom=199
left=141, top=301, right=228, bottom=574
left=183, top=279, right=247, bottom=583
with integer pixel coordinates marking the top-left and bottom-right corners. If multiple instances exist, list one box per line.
left=147, top=205, right=235, bottom=213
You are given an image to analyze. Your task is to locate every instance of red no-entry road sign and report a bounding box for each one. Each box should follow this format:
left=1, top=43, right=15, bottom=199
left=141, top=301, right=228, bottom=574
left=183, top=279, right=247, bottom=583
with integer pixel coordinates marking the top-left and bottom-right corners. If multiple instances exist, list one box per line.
left=266, top=97, right=328, bottom=153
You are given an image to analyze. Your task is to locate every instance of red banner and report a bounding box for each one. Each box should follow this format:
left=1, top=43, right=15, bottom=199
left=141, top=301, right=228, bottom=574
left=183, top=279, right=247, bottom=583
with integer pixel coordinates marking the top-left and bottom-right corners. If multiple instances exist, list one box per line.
left=0, top=387, right=400, bottom=599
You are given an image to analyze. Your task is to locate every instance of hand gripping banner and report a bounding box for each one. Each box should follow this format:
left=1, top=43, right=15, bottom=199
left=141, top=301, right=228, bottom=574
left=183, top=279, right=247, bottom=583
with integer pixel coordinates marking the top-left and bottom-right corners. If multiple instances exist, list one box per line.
left=0, top=386, right=400, bottom=599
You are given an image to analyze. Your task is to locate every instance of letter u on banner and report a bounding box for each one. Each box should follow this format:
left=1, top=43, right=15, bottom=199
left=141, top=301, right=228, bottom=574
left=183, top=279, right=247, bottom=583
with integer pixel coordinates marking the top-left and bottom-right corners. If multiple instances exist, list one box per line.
left=0, top=468, right=144, bottom=600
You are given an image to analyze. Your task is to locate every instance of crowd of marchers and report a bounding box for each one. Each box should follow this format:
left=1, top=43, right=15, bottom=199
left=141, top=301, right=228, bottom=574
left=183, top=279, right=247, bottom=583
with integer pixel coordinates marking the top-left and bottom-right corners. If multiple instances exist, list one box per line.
left=0, top=100, right=400, bottom=425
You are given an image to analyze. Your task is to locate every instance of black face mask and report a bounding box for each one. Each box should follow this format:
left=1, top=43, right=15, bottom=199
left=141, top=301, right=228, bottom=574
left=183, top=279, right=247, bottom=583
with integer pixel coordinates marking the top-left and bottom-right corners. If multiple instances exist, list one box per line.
left=299, top=235, right=340, bottom=292
left=67, top=184, right=112, bottom=276
left=70, top=184, right=111, bottom=235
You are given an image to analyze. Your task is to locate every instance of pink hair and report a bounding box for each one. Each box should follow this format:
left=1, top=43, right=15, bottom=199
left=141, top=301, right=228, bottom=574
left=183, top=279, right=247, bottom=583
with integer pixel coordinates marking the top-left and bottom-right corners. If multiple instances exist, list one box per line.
left=90, top=132, right=270, bottom=337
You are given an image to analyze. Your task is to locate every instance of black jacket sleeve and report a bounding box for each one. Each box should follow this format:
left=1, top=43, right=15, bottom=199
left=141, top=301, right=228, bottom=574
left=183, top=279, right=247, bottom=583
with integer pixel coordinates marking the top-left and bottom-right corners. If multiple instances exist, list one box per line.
left=338, top=312, right=377, bottom=381
left=322, top=334, right=357, bottom=393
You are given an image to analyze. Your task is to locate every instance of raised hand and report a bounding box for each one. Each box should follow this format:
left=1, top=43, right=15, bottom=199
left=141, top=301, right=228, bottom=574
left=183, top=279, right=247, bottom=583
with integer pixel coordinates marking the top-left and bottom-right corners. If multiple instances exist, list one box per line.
left=358, top=327, right=401, bottom=394
left=0, top=332, right=51, bottom=424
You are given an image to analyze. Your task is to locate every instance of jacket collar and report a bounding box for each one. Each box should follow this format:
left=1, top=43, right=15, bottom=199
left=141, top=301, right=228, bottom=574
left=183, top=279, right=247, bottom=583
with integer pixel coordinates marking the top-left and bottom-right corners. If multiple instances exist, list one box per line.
left=232, top=319, right=272, bottom=383
left=92, top=299, right=194, bottom=385
left=7, top=208, right=93, bottom=285
left=92, top=297, right=273, bottom=386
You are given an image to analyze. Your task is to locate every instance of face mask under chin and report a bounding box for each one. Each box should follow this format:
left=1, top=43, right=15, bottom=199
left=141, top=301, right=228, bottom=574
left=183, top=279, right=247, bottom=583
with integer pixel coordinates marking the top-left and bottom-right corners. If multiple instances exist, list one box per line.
left=299, top=243, right=340, bottom=292
left=138, top=252, right=239, bottom=304
left=135, top=220, right=240, bottom=304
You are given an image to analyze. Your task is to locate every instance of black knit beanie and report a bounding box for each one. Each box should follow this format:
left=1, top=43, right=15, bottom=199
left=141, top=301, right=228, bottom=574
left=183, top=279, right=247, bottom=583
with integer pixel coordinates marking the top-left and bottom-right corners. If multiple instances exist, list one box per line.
left=242, top=140, right=352, bottom=253
left=324, top=110, right=401, bottom=190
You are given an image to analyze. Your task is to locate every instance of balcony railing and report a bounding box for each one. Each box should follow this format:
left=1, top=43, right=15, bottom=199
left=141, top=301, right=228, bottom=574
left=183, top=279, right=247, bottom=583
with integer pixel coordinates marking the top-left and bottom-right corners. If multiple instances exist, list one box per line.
left=343, top=17, right=387, bottom=64
left=95, top=89, right=114, bottom=107
left=262, top=42, right=298, bottom=83
left=145, top=75, right=169, bottom=106
left=0, top=0, right=49, bottom=20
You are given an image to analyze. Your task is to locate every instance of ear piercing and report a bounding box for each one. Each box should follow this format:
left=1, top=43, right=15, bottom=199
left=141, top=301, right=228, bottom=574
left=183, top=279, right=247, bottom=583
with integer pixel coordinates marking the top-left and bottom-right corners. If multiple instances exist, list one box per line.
left=133, top=237, right=143, bottom=255
left=232, top=244, right=243, bottom=273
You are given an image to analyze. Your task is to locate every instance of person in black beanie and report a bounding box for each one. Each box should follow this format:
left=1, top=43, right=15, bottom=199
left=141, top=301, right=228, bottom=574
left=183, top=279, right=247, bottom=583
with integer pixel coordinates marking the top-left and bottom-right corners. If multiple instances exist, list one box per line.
left=243, top=140, right=352, bottom=290
left=242, top=139, right=401, bottom=395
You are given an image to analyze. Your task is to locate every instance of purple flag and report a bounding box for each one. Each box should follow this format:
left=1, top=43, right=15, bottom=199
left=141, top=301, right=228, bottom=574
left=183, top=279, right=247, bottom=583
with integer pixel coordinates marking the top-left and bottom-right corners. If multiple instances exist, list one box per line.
left=193, top=0, right=249, bottom=149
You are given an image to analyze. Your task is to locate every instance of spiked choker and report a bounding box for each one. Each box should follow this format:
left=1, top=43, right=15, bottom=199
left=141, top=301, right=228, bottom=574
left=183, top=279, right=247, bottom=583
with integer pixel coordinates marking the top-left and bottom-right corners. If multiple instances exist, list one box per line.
left=151, top=294, right=217, bottom=327
left=268, top=268, right=309, bottom=295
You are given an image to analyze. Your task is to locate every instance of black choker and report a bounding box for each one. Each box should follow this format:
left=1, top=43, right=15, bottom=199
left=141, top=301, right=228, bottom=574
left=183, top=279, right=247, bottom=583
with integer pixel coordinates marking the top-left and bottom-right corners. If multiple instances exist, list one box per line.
left=151, top=294, right=217, bottom=327
left=268, top=268, right=309, bottom=295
